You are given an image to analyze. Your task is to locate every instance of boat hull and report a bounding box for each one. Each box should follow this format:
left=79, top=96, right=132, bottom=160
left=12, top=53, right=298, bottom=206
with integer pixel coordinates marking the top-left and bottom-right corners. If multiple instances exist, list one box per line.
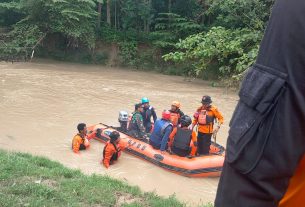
left=88, top=123, right=225, bottom=177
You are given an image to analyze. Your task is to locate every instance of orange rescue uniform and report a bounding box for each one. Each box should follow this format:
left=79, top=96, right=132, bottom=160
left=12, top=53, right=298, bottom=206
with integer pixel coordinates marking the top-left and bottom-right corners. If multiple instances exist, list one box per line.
left=192, top=105, right=224, bottom=133
left=168, top=112, right=181, bottom=145
left=189, top=131, right=198, bottom=156
left=103, top=141, right=126, bottom=168
left=72, top=134, right=90, bottom=153
left=279, top=154, right=305, bottom=207
left=170, top=112, right=180, bottom=126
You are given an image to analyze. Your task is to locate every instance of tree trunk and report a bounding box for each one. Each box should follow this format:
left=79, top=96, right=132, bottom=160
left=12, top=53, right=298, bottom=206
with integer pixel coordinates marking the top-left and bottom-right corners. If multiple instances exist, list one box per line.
left=117, top=0, right=120, bottom=29
left=114, top=0, right=117, bottom=30
left=147, top=0, right=152, bottom=32
left=97, top=2, right=102, bottom=29
left=107, top=0, right=111, bottom=26
left=200, top=0, right=209, bottom=25
left=168, top=0, right=172, bottom=13
left=144, top=19, right=147, bottom=32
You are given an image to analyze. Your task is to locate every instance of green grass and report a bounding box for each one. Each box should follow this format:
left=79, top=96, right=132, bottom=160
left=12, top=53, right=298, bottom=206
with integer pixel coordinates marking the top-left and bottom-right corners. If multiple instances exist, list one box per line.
left=0, top=150, right=213, bottom=207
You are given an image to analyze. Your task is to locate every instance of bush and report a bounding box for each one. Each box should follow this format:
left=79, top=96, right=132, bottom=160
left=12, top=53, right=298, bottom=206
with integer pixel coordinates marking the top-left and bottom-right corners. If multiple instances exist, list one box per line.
left=94, top=51, right=108, bottom=64
left=118, top=41, right=138, bottom=67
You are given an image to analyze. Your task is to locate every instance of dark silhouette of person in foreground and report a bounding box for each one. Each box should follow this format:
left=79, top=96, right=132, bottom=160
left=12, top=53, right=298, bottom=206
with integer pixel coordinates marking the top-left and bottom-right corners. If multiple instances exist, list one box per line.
left=215, top=0, right=305, bottom=206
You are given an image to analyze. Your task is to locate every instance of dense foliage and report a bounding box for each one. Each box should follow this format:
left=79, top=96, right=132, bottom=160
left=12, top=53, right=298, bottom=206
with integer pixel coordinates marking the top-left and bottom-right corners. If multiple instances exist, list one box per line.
left=0, top=0, right=97, bottom=60
left=0, top=0, right=274, bottom=81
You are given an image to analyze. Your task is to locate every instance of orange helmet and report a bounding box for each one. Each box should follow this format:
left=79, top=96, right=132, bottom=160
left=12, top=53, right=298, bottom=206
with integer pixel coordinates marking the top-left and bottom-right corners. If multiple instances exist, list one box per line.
left=162, top=110, right=171, bottom=120
left=171, top=101, right=181, bottom=108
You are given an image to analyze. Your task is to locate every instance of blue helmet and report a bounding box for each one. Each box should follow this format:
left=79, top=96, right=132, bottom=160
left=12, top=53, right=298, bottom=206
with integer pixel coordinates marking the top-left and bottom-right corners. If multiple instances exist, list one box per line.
left=141, top=97, right=149, bottom=104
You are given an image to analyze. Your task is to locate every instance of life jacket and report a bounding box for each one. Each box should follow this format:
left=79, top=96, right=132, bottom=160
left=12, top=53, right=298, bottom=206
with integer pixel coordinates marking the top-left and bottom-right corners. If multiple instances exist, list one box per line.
left=198, top=109, right=215, bottom=125
left=150, top=119, right=173, bottom=145
left=172, top=128, right=192, bottom=150
left=170, top=112, right=180, bottom=126
left=161, top=121, right=173, bottom=136
left=103, top=142, right=120, bottom=164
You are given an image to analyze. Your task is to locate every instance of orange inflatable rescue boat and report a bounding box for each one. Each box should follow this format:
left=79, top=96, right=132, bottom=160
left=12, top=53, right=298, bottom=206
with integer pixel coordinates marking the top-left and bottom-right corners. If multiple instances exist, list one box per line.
left=88, top=123, right=225, bottom=177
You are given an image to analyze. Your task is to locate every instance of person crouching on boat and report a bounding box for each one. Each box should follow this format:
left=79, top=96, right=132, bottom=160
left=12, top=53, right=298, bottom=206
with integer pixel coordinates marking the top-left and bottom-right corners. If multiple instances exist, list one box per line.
left=72, top=123, right=90, bottom=154
left=171, top=115, right=197, bottom=157
left=149, top=110, right=173, bottom=154
left=102, top=131, right=124, bottom=168
left=128, top=103, right=147, bottom=140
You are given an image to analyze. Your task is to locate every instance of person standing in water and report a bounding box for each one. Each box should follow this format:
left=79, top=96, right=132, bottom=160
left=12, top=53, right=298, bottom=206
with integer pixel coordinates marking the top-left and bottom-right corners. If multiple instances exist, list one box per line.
left=72, top=123, right=90, bottom=154
left=102, top=131, right=125, bottom=168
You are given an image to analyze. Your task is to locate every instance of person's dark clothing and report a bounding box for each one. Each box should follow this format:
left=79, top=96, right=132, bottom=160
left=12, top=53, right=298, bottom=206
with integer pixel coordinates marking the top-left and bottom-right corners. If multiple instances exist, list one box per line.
left=79, top=144, right=86, bottom=150
left=142, top=106, right=157, bottom=133
left=171, top=127, right=192, bottom=157
left=197, top=132, right=212, bottom=155
left=215, top=0, right=305, bottom=206
left=128, top=111, right=146, bottom=138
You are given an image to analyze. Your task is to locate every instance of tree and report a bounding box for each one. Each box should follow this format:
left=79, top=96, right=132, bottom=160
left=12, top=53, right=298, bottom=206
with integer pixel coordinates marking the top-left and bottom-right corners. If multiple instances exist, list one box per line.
left=150, top=13, right=201, bottom=49
left=163, top=27, right=262, bottom=78
left=0, top=0, right=97, bottom=59
left=107, top=0, right=111, bottom=25
left=0, top=1, right=23, bottom=27
left=97, top=0, right=104, bottom=29
left=162, top=0, right=274, bottom=81
left=1, top=0, right=275, bottom=83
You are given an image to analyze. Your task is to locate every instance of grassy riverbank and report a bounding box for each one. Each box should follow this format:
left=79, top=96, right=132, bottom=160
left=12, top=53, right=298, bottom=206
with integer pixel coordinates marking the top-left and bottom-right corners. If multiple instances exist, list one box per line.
left=0, top=150, right=213, bottom=207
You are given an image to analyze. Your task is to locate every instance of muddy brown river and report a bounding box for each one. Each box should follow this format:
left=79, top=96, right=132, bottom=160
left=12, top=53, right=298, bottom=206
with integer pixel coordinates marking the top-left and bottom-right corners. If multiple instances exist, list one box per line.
left=0, top=60, right=238, bottom=206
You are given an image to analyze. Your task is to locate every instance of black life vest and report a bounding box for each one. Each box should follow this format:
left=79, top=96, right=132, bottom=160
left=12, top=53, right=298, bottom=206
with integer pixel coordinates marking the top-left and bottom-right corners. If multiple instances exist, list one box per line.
left=172, top=128, right=192, bottom=150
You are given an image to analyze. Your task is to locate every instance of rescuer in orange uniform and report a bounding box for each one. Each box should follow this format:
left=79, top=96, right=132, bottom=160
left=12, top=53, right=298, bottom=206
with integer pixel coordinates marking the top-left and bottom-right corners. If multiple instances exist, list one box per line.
left=102, top=131, right=125, bottom=168
left=168, top=101, right=185, bottom=146
left=72, top=123, right=90, bottom=154
left=169, top=101, right=184, bottom=126
left=191, top=96, right=223, bottom=155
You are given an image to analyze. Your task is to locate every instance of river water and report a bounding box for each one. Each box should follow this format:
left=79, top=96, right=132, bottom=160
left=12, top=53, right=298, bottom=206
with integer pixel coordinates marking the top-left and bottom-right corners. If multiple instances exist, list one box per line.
left=0, top=60, right=238, bottom=205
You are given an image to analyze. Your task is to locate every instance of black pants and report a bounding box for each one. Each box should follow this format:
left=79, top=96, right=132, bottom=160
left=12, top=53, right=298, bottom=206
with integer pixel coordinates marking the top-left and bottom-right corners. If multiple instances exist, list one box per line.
left=197, top=132, right=212, bottom=155
left=144, top=122, right=152, bottom=133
